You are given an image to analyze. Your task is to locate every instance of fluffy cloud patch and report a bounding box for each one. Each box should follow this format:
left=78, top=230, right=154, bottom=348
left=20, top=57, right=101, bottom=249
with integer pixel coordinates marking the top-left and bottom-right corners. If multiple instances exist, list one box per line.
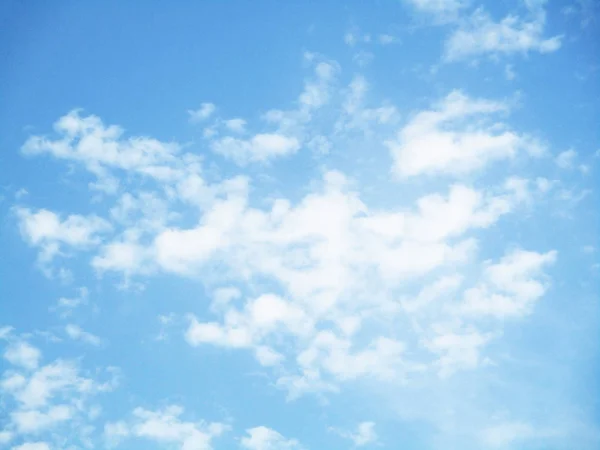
left=16, top=208, right=111, bottom=269
left=332, top=421, right=378, bottom=447
left=387, top=91, right=544, bottom=177
left=21, top=110, right=197, bottom=193
left=402, top=0, right=469, bottom=21
left=461, top=248, right=557, bottom=318
left=104, top=405, right=227, bottom=450
left=444, top=6, right=562, bottom=61
left=65, top=324, right=102, bottom=346
left=4, top=341, right=41, bottom=370
left=11, top=443, right=50, bottom=450
left=241, top=426, right=302, bottom=450
left=1, top=337, right=118, bottom=447
left=211, top=134, right=300, bottom=164
left=188, top=103, right=216, bottom=123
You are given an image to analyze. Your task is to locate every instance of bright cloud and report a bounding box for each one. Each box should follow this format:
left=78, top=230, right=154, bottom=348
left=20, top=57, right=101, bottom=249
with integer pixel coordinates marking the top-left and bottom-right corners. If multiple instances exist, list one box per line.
left=211, top=133, right=301, bottom=164
left=332, top=421, right=378, bottom=447
left=4, top=341, right=41, bottom=370
left=387, top=90, right=544, bottom=177
left=65, top=324, right=102, bottom=346
left=104, top=405, right=227, bottom=450
left=444, top=6, right=562, bottom=61
left=188, top=103, right=216, bottom=123
left=241, top=426, right=302, bottom=450
left=2, top=5, right=597, bottom=450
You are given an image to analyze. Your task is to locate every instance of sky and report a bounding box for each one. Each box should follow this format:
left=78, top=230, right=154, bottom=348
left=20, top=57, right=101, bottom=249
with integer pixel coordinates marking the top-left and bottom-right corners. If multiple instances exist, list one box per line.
left=0, top=0, right=599, bottom=449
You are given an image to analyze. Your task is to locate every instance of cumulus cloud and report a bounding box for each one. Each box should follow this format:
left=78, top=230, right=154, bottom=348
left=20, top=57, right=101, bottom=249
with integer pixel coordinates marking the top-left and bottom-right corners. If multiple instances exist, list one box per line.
left=332, top=421, right=378, bottom=447
left=188, top=103, right=216, bottom=123
left=4, top=341, right=41, bottom=370
left=51, top=287, right=89, bottom=317
left=444, top=6, right=562, bottom=61
left=241, top=426, right=301, bottom=450
left=402, top=0, right=469, bottom=20
left=460, top=248, right=557, bottom=318
left=11, top=53, right=580, bottom=448
left=1, top=337, right=118, bottom=446
left=224, top=118, right=247, bottom=133
left=211, top=134, right=300, bottom=164
left=481, top=421, right=532, bottom=447
left=21, top=110, right=198, bottom=193
left=555, top=148, right=577, bottom=169
left=11, top=443, right=50, bottom=450
left=15, top=208, right=111, bottom=270
left=387, top=90, right=544, bottom=177
left=65, top=324, right=102, bottom=346
left=104, top=405, right=227, bottom=450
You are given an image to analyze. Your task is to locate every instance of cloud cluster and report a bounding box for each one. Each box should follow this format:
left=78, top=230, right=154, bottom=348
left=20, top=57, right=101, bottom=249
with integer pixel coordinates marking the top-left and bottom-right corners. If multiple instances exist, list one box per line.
left=10, top=47, right=586, bottom=449
left=0, top=333, right=118, bottom=449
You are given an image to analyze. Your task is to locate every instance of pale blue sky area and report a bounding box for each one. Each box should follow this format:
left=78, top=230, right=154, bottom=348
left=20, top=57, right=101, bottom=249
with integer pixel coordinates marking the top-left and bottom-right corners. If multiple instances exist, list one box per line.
left=0, top=1, right=599, bottom=450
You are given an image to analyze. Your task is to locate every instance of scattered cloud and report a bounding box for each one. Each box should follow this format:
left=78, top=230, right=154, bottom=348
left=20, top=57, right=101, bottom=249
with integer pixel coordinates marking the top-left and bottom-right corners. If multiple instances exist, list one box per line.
left=104, top=405, right=228, bottom=449
left=4, top=341, right=41, bottom=370
left=15, top=208, right=111, bottom=272
left=460, top=248, right=557, bottom=318
left=11, top=443, right=51, bottom=450
left=241, top=426, right=302, bottom=450
left=332, top=421, right=378, bottom=447
left=387, top=90, right=544, bottom=178
left=211, top=134, right=301, bottom=164
left=444, top=6, right=562, bottom=61
left=188, top=103, right=216, bottom=123
left=51, top=287, right=90, bottom=317
left=7, top=47, right=593, bottom=450
left=65, top=324, right=102, bottom=346
left=224, top=118, right=247, bottom=133
left=401, top=0, right=469, bottom=22
left=1, top=337, right=118, bottom=448
left=555, top=148, right=577, bottom=169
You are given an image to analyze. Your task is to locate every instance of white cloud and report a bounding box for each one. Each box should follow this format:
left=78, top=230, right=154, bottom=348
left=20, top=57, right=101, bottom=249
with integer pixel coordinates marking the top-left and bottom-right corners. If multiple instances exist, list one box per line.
left=130, top=168, right=533, bottom=396
left=104, top=420, right=129, bottom=446
left=224, top=118, right=247, bottom=133
left=402, top=0, right=469, bottom=21
left=1, top=338, right=118, bottom=447
left=505, top=64, right=516, bottom=80
left=378, top=34, right=397, bottom=45
left=51, top=287, right=89, bottom=317
left=21, top=110, right=197, bottom=192
left=424, top=327, right=492, bottom=377
left=241, top=426, right=301, bottom=450
left=186, top=293, right=312, bottom=351
left=105, top=405, right=227, bottom=450
left=11, top=443, right=50, bottom=450
left=336, top=76, right=399, bottom=133
left=387, top=91, right=544, bottom=178
left=11, top=405, right=72, bottom=434
left=0, top=430, right=13, bottom=444
left=210, top=287, right=241, bottom=312
left=15, top=208, right=111, bottom=271
left=461, top=248, right=557, bottom=318
left=332, top=421, right=378, bottom=447
left=12, top=56, right=574, bottom=446
left=1, top=359, right=116, bottom=410
left=481, top=422, right=536, bottom=447
left=188, top=103, right=216, bottom=123
left=444, top=7, right=562, bottom=61
left=4, top=342, right=41, bottom=370
left=555, top=149, right=577, bottom=169
left=65, top=324, right=102, bottom=346
left=211, top=134, right=300, bottom=164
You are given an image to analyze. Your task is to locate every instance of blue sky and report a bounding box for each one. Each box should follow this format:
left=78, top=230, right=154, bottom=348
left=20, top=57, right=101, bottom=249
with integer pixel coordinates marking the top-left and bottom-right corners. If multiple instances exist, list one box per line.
left=0, top=1, right=599, bottom=449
